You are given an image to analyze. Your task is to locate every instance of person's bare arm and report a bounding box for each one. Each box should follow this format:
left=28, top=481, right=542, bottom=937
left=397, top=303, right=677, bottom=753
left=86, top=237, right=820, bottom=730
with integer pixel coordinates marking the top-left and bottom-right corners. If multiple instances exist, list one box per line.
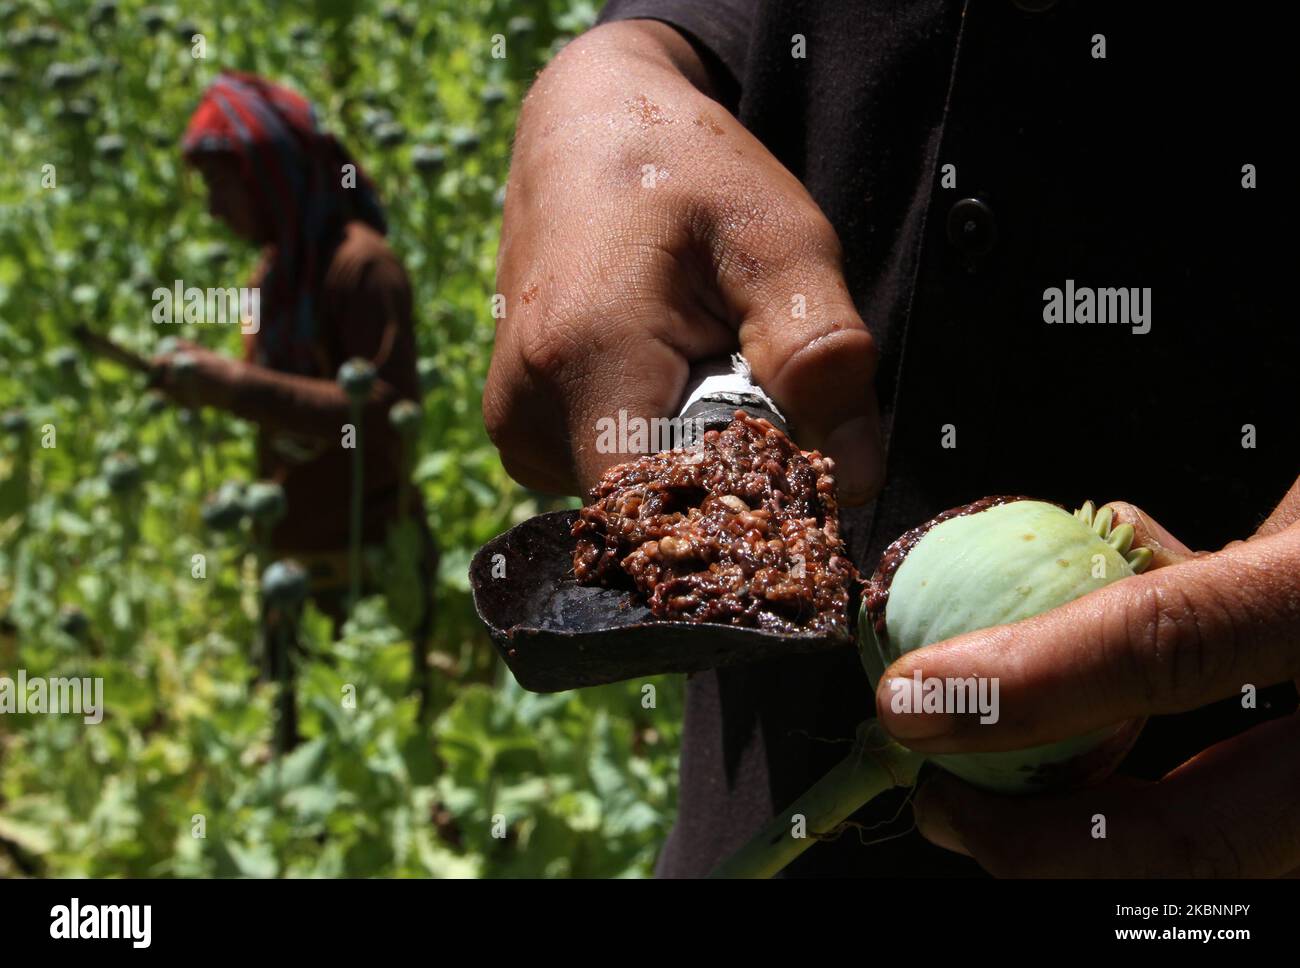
left=484, top=20, right=883, bottom=501
left=204, top=356, right=401, bottom=440
left=151, top=260, right=412, bottom=441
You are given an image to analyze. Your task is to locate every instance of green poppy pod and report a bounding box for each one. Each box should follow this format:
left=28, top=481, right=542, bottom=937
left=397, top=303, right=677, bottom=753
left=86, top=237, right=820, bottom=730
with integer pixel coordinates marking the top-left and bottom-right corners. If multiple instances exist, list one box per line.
left=337, top=358, right=376, bottom=401
left=859, top=497, right=1151, bottom=793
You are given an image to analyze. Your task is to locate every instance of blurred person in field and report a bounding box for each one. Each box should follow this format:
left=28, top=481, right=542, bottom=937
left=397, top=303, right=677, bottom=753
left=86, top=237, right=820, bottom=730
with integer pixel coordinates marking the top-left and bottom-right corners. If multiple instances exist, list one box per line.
left=153, top=71, right=436, bottom=648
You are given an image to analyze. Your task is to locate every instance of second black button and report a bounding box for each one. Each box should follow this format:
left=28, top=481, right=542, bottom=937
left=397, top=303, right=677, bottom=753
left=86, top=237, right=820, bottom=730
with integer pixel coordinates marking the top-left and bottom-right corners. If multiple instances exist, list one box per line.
left=947, top=197, right=997, bottom=256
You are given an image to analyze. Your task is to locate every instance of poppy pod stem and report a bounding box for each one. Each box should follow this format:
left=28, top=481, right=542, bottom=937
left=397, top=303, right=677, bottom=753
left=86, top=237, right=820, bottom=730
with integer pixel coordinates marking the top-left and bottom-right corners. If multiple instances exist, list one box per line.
left=348, top=402, right=364, bottom=610
left=389, top=400, right=422, bottom=521
left=338, top=359, right=376, bottom=614
left=261, top=561, right=308, bottom=759
left=710, top=720, right=924, bottom=878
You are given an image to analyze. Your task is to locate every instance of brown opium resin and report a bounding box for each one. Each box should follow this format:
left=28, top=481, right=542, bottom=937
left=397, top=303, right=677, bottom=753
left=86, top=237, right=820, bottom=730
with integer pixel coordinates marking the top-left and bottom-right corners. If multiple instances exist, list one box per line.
left=572, top=410, right=856, bottom=634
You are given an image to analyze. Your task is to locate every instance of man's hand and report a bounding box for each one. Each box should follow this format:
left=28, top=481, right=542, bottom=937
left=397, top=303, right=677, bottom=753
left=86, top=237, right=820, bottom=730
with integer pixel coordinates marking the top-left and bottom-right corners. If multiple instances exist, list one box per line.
left=876, top=484, right=1300, bottom=876
left=483, top=20, right=882, bottom=502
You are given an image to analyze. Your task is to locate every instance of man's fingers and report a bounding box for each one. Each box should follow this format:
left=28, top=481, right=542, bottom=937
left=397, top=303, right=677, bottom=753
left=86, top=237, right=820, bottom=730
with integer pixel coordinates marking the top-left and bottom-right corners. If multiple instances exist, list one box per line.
left=487, top=35, right=887, bottom=503
left=484, top=311, right=695, bottom=496
left=877, top=527, right=1300, bottom=751
left=913, top=713, right=1300, bottom=877
left=488, top=202, right=883, bottom=501
left=750, top=322, right=883, bottom=507
left=720, top=210, right=884, bottom=504
left=1253, top=476, right=1300, bottom=538
left=1104, top=501, right=1199, bottom=568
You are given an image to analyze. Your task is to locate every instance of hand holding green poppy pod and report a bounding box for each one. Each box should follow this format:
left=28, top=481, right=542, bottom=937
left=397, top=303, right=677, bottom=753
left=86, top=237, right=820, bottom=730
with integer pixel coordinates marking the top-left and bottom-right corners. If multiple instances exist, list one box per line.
left=712, top=497, right=1153, bottom=877
left=859, top=498, right=1152, bottom=793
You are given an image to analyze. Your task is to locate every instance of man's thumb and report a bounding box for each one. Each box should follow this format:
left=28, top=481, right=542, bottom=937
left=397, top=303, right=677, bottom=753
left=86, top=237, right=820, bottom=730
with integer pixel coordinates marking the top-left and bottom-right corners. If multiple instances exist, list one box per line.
left=733, top=258, right=883, bottom=505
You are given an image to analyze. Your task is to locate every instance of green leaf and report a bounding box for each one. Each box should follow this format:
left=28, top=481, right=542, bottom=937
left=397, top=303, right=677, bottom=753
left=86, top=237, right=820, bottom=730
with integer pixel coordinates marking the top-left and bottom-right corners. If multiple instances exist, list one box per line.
left=0, top=812, right=56, bottom=855
left=225, top=840, right=279, bottom=878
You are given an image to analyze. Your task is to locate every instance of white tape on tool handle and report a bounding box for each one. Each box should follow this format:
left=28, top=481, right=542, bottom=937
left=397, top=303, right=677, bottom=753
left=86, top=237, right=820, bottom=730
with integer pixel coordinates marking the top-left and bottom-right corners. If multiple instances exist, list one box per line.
left=677, top=354, right=786, bottom=430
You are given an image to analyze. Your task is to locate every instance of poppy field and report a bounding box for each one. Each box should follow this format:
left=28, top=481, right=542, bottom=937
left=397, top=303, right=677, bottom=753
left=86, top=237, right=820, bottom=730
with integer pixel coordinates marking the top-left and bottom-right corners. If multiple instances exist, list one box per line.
left=0, top=0, right=683, bottom=878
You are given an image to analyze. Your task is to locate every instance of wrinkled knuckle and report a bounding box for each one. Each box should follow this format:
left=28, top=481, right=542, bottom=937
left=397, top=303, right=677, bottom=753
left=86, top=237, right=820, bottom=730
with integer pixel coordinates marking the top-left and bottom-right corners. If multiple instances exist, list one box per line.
left=517, top=314, right=583, bottom=389
left=797, top=207, right=845, bottom=261
left=1126, top=583, right=1216, bottom=707
left=758, top=206, right=843, bottom=278
left=707, top=195, right=809, bottom=277
left=1122, top=588, right=1166, bottom=703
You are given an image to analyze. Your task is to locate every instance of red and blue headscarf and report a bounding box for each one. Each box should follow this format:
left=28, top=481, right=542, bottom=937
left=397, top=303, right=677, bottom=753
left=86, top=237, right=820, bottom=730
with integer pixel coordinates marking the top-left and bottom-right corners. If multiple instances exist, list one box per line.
left=182, top=71, right=386, bottom=375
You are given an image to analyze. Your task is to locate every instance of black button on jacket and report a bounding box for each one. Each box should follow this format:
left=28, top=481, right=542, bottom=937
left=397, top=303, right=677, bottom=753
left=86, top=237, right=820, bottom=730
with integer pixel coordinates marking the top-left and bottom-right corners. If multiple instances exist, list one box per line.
left=595, top=0, right=1298, bottom=876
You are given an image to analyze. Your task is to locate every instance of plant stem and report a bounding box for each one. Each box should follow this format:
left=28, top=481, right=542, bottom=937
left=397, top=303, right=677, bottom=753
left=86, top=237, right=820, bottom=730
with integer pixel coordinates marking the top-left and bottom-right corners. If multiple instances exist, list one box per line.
left=11, top=439, right=32, bottom=599
left=397, top=432, right=412, bottom=522
left=271, top=613, right=298, bottom=758
left=348, top=401, right=364, bottom=612
left=710, top=720, right=925, bottom=878
left=117, top=497, right=141, bottom=639
left=185, top=408, right=208, bottom=495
